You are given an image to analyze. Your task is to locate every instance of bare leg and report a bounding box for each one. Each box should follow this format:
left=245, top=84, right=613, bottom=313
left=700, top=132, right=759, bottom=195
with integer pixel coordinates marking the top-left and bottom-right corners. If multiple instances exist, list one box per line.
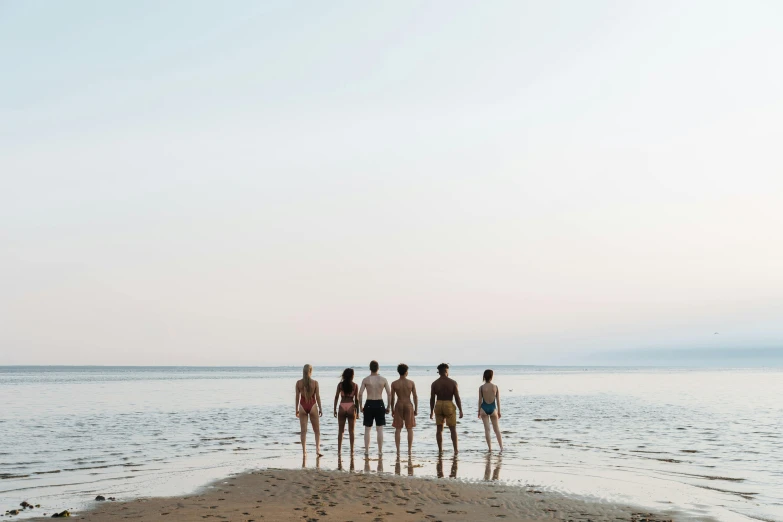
left=337, top=411, right=347, bottom=455
left=348, top=415, right=355, bottom=454
left=491, top=414, right=503, bottom=453
left=406, top=428, right=413, bottom=455
left=309, top=407, right=322, bottom=456
left=448, top=425, right=458, bottom=454
left=436, top=425, right=444, bottom=454
left=376, top=425, right=384, bottom=455
left=298, top=405, right=308, bottom=454
left=364, top=426, right=371, bottom=455
left=395, top=427, right=402, bottom=455
left=481, top=412, right=492, bottom=452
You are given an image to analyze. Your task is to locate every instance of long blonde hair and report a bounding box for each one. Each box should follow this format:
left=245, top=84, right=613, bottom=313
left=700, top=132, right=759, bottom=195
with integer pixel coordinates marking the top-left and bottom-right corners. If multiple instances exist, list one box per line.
left=301, top=364, right=314, bottom=400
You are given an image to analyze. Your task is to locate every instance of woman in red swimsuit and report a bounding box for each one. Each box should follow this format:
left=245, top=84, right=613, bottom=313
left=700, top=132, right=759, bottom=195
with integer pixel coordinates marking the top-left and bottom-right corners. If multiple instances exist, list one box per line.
left=295, top=364, right=323, bottom=456
left=333, top=368, right=359, bottom=455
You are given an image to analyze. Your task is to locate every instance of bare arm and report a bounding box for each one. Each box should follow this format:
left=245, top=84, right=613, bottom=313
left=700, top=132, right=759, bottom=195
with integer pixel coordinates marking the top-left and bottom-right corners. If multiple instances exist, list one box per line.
left=430, top=382, right=436, bottom=418
left=454, top=383, right=463, bottom=418
left=495, top=384, right=501, bottom=418
left=358, top=379, right=366, bottom=411
left=334, top=384, right=340, bottom=417
left=315, top=381, right=323, bottom=417
left=412, top=382, right=418, bottom=414
left=295, top=381, right=300, bottom=417
left=390, top=383, right=396, bottom=414
left=384, top=378, right=391, bottom=413
left=478, top=386, right=482, bottom=418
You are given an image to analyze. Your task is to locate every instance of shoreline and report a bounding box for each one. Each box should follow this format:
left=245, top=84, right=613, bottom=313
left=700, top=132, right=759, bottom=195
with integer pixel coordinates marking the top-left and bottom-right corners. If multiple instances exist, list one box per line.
left=23, top=468, right=679, bottom=522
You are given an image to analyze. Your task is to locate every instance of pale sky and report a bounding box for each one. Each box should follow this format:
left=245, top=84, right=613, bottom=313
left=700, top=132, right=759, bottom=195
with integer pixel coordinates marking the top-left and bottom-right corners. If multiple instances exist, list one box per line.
left=1, top=1, right=782, bottom=366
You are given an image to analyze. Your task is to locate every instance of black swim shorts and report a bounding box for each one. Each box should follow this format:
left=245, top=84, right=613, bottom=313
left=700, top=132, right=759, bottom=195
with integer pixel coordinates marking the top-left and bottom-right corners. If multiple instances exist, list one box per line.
left=363, top=399, right=386, bottom=427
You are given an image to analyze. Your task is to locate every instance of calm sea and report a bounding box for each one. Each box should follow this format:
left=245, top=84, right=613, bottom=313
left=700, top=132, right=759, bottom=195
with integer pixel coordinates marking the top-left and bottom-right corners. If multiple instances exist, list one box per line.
left=1, top=366, right=781, bottom=521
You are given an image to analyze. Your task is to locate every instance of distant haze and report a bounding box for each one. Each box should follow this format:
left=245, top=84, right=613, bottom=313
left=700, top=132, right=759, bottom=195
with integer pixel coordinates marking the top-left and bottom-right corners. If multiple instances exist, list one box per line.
left=1, top=1, right=781, bottom=366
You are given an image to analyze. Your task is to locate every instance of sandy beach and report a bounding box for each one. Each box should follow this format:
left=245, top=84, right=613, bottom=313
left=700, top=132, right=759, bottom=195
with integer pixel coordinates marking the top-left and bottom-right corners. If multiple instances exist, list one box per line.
left=23, top=468, right=675, bottom=522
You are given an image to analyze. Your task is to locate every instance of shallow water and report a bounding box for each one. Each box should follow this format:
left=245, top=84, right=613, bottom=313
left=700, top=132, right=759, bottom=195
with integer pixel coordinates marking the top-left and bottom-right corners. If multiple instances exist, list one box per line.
left=1, top=366, right=781, bottom=521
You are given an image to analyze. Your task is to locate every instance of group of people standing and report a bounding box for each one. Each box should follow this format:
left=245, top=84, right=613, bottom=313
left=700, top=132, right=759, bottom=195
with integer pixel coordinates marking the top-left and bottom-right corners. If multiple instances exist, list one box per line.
left=295, top=362, right=504, bottom=457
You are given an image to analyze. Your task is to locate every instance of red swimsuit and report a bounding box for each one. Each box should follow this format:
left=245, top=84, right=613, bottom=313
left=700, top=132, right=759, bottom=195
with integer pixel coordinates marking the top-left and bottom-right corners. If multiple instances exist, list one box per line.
left=300, top=395, right=316, bottom=414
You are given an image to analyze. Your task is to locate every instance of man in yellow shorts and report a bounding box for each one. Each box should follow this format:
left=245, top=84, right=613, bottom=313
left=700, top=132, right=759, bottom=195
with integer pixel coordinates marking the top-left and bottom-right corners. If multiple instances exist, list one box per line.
left=429, top=363, right=463, bottom=454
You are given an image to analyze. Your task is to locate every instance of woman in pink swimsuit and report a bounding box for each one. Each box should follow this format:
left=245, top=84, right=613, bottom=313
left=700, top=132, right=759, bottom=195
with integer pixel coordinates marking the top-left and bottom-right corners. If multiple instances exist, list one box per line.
left=333, top=368, right=359, bottom=455
left=296, top=364, right=323, bottom=456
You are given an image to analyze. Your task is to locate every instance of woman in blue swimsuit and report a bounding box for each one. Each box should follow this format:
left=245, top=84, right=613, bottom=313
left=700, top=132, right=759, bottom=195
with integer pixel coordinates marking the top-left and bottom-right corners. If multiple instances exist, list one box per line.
left=478, top=369, right=503, bottom=453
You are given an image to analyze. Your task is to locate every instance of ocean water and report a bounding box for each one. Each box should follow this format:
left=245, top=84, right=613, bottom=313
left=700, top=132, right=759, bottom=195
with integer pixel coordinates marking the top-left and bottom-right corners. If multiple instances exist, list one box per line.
left=1, top=366, right=781, bottom=521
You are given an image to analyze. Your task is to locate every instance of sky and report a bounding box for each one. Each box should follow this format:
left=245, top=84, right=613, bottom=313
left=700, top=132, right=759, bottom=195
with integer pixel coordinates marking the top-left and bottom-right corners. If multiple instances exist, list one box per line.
left=1, top=1, right=782, bottom=366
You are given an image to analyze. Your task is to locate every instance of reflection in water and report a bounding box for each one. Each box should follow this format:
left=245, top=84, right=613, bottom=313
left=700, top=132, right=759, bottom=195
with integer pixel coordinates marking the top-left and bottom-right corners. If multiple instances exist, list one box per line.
left=5, top=367, right=783, bottom=522
left=436, top=456, right=458, bottom=479
left=484, top=454, right=502, bottom=481
left=394, top=457, right=415, bottom=477
left=363, top=457, right=384, bottom=474
left=337, top=456, right=355, bottom=472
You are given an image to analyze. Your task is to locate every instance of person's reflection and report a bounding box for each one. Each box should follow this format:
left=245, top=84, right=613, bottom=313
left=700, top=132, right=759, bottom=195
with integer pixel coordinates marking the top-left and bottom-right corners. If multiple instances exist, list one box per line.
left=338, top=456, right=345, bottom=471
left=349, top=456, right=355, bottom=472
left=363, top=456, right=383, bottom=473
left=484, top=454, right=502, bottom=481
left=407, top=457, right=414, bottom=477
left=436, top=456, right=457, bottom=478
left=302, top=454, right=307, bottom=468
left=316, top=455, right=321, bottom=470
left=395, top=457, right=401, bottom=476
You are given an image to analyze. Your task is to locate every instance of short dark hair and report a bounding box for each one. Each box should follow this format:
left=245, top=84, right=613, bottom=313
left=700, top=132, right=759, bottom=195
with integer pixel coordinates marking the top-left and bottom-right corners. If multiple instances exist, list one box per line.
left=369, top=360, right=379, bottom=372
left=437, top=363, right=449, bottom=375
left=397, top=363, right=409, bottom=376
left=483, top=369, right=494, bottom=382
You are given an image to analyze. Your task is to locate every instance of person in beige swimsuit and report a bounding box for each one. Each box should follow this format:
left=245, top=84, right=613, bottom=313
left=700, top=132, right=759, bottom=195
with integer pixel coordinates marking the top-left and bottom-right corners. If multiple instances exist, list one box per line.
left=390, top=363, right=418, bottom=455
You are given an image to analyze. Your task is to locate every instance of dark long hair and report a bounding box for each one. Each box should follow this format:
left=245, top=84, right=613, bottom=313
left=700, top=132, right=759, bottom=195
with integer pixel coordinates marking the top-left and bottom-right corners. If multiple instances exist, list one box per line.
left=341, top=368, right=355, bottom=394
left=483, top=369, right=494, bottom=382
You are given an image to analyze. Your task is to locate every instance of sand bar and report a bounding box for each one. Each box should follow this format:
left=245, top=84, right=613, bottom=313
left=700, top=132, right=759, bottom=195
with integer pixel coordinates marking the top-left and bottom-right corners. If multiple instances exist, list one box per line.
left=23, top=467, right=677, bottom=522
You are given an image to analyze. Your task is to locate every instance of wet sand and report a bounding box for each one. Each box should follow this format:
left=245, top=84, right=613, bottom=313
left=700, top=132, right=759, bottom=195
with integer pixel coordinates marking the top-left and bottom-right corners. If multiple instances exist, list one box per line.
left=27, top=467, right=677, bottom=522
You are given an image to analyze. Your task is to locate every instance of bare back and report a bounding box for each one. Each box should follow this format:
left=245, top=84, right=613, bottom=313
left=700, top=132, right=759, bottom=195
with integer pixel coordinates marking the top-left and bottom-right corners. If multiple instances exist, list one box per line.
left=480, top=382, right=497, bottom=403
left=359, top=374, right=390, bottom=403
left=391, top=378, right=416, bottom=404
left=431, top=376, right=458, bottom=401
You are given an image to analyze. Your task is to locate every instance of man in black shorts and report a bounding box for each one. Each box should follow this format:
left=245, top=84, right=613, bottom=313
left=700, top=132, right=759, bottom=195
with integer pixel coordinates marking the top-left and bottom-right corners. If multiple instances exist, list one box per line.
left=358, top=360, right=391, bottom=456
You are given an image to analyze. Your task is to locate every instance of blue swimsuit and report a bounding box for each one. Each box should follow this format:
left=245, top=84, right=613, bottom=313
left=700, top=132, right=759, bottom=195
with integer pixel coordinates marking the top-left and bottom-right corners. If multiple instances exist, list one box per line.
left=481, top=398, right=497, bottom=415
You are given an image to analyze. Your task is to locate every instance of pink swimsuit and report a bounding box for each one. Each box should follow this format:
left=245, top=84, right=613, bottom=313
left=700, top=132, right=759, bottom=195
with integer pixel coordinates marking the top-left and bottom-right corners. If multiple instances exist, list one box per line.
left=339, top=383, right=358, bottom=413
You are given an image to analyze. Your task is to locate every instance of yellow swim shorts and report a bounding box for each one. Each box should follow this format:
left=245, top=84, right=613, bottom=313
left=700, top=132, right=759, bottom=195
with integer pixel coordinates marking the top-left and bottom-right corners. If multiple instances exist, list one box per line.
left=434, top=400, right=457, bottom=427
